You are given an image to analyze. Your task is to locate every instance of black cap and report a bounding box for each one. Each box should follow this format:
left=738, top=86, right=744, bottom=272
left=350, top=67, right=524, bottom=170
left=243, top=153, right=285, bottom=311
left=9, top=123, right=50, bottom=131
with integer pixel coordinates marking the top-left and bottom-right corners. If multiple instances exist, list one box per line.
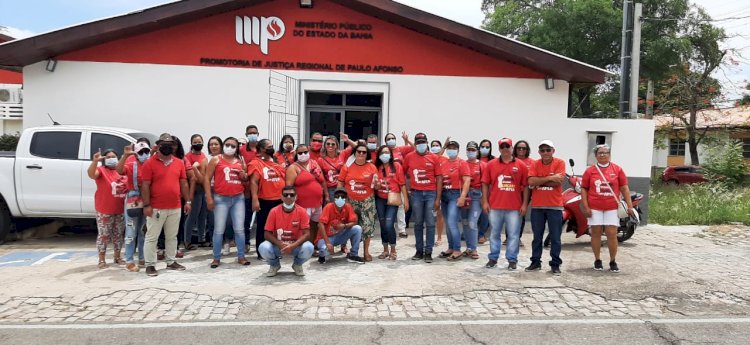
left=446, top=140, right=459, bottom=148
left=333, top=188, right=348, bottom=197
left=466, top=141, right=479, bottom=149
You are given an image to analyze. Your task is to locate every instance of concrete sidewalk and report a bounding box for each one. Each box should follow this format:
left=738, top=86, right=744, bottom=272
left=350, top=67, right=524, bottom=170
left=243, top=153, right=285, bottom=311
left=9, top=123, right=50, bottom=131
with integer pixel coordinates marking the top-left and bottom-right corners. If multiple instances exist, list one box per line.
left=0, top=224, right=748, bottom=323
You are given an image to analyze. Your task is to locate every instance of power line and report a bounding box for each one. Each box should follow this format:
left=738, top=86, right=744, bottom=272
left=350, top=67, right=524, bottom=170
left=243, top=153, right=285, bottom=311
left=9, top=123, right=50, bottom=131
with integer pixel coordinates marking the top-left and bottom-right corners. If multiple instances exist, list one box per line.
left=641, top=14, right=750, bottom=22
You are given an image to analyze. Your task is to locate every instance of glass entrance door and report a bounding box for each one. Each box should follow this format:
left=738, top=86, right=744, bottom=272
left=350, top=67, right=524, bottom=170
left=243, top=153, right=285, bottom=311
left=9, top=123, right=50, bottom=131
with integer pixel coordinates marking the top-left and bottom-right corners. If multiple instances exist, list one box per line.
left=344, top=111, right=379, bottom=144
left=308, top=110, right=343, bottom=139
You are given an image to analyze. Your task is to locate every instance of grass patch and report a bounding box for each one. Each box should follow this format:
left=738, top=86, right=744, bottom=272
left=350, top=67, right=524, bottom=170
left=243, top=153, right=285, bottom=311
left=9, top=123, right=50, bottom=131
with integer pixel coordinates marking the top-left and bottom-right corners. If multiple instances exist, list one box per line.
left=650, top=182, right=750, bottom=225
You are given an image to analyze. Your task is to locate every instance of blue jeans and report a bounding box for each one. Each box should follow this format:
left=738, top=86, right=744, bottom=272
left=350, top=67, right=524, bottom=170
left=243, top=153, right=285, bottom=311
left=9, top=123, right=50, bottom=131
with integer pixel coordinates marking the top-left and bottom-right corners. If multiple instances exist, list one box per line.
left=460, top=188, right=482, bottom=251
left=488, top=209, right=522, bottom=263
left=478, top=211, right=490, bottom=238
left=259, top=240, right=314, bottom=267
left=410, top=190, right=436, bottom=254
left=184, top=186, right=207, bottom=244
left=441, top=189, right=462, bottom=252
left=316, top=225, right=362, bottom=257
left=123, top=197, right=146, bottom=264
left=530, top=208, right=563, bottom=267
left=375, top=196, right=398, bottom=246
left=211, top=193, right=246, bottom=260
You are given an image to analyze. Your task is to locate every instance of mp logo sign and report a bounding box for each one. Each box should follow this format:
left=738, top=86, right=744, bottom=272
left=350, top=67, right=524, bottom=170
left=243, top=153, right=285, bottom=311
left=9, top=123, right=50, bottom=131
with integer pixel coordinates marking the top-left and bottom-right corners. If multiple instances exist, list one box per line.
left=235, top=16, right=286, bottom=55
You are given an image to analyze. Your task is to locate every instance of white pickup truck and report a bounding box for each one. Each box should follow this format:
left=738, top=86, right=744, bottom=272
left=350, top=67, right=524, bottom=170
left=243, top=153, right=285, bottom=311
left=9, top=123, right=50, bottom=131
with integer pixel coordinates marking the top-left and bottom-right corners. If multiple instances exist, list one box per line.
left=0, top=125, right=157, bottom=243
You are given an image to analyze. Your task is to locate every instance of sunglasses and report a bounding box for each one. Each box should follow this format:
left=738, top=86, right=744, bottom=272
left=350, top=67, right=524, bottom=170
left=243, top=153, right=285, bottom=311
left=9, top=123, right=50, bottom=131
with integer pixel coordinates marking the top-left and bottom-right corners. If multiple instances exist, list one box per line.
left=499, top=144, right=511, bottom=149
left=325, top=142, right=337, bottom=146
left=539, top=148, right=553, bottom=153
left=597, top=152, right=611, bottom=156
left=517, top=147, right=529, bottom=151
left=297, top=151, right=309, bottom=155
left=282, top=193, right=296, bottom=198
left=311, top=139, right=323, bottom=143
left=224, top=144, right=237, bottom=149
left=480, top=146, right=491, bottom=149
left=356, top=150, right=368, bottom=155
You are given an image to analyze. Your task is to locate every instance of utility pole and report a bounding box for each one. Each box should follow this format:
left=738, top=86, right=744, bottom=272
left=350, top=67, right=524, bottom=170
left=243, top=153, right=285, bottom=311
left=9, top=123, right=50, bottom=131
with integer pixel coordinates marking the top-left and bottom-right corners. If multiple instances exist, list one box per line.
left=645, top=80, right=654, bottom=119
left=619, top=0, right=634, bottom=118
left=629, top=3, right=643, bottom=118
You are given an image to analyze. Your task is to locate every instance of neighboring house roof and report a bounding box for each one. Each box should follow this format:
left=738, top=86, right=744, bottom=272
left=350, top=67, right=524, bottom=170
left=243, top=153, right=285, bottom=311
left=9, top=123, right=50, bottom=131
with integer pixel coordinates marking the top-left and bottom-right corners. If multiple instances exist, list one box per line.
left=0, top=0, right=608, bottom=83
left=0, top=33, right=22, bottom=75
left=0, top=33, right=14, bottom=43
left=654, top=106, right=750, bottom=130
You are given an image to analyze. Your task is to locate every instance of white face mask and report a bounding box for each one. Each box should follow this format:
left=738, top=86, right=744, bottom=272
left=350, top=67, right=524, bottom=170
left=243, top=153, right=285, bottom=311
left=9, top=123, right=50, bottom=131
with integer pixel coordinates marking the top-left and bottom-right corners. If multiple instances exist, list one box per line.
left=283, top=202, right=295, bottom=210
left=386, top=139, right=397, bottom=147
left=104, top=157, right=118, bottom=168
left=297, top=152, right=310, bottom=163
left=430, top=146, right=441, bottom=154
left=223, top=145, right=236, bottom=156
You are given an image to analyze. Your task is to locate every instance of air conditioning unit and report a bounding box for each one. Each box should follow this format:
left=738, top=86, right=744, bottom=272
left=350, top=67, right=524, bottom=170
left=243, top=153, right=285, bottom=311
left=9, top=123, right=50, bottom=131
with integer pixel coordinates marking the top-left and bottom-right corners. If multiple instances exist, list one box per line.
left=0, top=88, right=21, bottom=104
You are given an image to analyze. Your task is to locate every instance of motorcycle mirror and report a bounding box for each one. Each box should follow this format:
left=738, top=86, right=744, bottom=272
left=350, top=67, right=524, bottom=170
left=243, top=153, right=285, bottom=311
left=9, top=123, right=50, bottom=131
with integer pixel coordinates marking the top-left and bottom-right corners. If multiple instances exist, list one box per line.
left=569, top=159, right=575, bottom=167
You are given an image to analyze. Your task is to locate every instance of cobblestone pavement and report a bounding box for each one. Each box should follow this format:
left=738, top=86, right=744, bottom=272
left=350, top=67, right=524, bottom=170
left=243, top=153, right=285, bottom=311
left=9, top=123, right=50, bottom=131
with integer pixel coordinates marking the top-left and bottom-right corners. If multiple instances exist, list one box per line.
left=0, top=224, right=748, bottom=324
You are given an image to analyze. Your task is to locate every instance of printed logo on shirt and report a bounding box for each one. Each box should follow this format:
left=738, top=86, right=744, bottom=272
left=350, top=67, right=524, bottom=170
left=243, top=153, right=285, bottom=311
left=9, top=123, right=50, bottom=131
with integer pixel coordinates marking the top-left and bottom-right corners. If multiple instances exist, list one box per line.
left=263, top=166, right=281, bottom=182
left=349, top=179, right=367, bottom=195
left=327, top=169, right=338, bottom=183
left=496, top=174, right=516, bottom=192
left=594, top=178, right=614, bottom=196
left=223, top=167, right=242, bottom=184
left=413, top=169, right=430, bottom=184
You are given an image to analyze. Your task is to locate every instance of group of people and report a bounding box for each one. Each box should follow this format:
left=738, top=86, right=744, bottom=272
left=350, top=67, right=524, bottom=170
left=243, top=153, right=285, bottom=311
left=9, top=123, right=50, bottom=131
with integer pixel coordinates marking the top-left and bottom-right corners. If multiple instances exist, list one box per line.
left=90, top=126, right=636, bottom=277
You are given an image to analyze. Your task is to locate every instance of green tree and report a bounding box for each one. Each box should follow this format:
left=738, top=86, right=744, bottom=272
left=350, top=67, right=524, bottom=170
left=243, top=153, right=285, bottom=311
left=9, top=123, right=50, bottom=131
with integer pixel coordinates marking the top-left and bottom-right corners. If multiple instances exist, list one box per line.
left=481, top=0, right=689, bottom=116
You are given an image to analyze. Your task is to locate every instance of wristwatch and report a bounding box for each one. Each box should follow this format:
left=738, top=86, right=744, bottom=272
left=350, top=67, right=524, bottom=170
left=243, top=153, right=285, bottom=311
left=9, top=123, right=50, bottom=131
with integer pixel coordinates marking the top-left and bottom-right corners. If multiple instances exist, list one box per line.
left=186, top=201, right=192, bottom=205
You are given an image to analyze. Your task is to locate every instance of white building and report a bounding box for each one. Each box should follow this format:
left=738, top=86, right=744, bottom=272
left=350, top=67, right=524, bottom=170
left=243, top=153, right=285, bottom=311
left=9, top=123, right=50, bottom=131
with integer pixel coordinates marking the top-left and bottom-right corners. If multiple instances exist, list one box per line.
left=0, top=34, right=23, bottom=136
left=0, top=0, right=655, bottom=217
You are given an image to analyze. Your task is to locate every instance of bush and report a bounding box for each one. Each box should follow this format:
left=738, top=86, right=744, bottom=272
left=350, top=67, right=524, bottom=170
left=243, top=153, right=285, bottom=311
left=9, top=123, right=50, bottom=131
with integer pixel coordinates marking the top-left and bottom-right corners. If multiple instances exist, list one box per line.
left=702, top=139, right=748, bottom=187
left=650, top=182, right=750, bottom=225
left=0, top=133, right=20, bottom=151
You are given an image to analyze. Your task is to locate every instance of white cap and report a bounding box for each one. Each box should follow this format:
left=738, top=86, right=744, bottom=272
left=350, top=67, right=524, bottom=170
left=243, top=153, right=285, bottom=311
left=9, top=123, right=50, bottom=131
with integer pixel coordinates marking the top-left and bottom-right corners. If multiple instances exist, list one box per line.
left=134, top=142, right=150, bottom=153
left=539, top=140, right=555, bottom=149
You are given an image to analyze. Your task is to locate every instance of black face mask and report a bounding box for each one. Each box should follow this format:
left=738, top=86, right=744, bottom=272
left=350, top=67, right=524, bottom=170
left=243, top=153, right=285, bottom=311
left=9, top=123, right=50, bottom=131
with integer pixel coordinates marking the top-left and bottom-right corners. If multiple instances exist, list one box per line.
left=159, top=144, right=174, bottom=156
left=265, top=147, right=275, bottom=157
left=191, top=144, right=203, bottom=152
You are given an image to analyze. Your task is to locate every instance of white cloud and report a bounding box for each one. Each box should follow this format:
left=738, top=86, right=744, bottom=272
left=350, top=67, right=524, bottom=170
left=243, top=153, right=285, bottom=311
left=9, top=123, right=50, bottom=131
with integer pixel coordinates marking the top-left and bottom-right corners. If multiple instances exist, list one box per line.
left=0, top=26, right=37, bottom=39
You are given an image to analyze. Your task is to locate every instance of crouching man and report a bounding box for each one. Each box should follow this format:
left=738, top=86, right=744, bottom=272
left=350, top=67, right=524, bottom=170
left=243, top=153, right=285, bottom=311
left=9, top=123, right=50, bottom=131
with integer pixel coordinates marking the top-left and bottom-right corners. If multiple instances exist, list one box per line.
left=317, top=188, right=365, bottom=264
left=258, top=186, right=314, bottom=277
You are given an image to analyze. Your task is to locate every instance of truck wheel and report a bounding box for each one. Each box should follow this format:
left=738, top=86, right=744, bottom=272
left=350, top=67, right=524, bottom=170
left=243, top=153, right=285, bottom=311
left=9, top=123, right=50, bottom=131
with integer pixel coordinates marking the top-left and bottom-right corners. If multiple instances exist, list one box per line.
left=0, top=202, right=10, bottom=244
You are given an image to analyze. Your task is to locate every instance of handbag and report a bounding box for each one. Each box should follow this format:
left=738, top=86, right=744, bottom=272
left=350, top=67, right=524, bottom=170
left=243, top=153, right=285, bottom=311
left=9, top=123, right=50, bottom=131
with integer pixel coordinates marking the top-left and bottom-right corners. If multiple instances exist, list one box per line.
left=383, top=165, right=403, bottom=206
left=125, top=163, right=145, bottom=217
left=593, top=164, right=629, bottom=219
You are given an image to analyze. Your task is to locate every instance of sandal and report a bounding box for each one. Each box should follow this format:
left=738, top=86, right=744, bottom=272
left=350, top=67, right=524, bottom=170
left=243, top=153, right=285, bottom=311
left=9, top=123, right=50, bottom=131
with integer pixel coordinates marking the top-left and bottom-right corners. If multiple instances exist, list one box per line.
left=238, top=258, right=250, bottom=266
left=199, top=242, right=212, bottom=248
left=186, top=244, right=198, bottom=250
left=364, top=253, right=373, bottom=262
left=447, top=253, right=463, bottom=261
left=98, top=261, right=108, bottom=269
left=439, top=250, right=453, bottom=258
left=389, top=249, right=397, bottom=260
left=210, top=259, right=220, bottom=268
left=378, top=251, right=390, bottom=260
left=469, top=250, right=479, bottom=260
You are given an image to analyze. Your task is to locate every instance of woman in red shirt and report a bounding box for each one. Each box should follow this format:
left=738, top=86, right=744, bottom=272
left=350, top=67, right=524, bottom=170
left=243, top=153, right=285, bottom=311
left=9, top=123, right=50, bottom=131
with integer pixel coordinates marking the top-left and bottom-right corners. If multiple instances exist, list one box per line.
left=338, top=142, right=379, bottom=261
left=88, top=149, right=127, bottom=269
left=438, top=141, right=471, bottom=261
left=204, top=137, right=250, bottom=268
left=461, top=141, right=486, bottom=259
left=249, top=139, right=287, bottom=260
left=512, top=140, right=535, bottom=243
left=581, top=144, right=634, bottom=273
left=286, top=144, right=328, bottom=253
left=184, top=134, right=208, bottom=249
left=274, top=134, right=296, bottom=168
left=431, top=140, right=447, bottom=247
left=374, top=145, right=409, bottom=260
left=318, top=135, right=344, bottom=202
left=477, top=139, right=494, bottom=244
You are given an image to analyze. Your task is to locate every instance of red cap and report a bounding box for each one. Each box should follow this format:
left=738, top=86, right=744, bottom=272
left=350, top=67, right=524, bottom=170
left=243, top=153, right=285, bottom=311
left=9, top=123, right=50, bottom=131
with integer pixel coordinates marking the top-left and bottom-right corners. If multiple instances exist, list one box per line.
left=498, top=138, right=513, bottom=147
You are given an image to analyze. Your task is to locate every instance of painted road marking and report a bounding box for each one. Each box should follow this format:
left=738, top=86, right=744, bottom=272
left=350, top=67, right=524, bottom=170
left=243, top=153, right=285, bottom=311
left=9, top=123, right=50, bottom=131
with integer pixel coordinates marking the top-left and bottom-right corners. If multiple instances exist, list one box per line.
left=0, top=251, right=97, bottom=267
left=0, top=318, right=749, bottom=329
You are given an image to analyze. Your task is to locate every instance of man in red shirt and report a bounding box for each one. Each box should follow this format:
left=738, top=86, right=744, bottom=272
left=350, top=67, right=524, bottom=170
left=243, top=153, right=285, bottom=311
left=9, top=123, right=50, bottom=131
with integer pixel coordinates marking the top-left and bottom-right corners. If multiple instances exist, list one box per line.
left=258, top=186, right=315, bottom=277
left=481, top=138, right=529, bottom=271
left=526, top=140, right=566, bottom=275
left=141, top=133, right=192, bottom=277
left=403, top=132, right=443, bottom=263
left=316, top=188, right=365, bottom=264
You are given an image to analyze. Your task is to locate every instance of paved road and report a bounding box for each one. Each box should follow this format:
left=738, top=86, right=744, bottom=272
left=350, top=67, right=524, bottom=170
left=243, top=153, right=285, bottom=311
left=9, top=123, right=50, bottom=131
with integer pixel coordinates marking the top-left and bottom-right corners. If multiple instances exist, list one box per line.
left=2, top=318, right=749, bottom=344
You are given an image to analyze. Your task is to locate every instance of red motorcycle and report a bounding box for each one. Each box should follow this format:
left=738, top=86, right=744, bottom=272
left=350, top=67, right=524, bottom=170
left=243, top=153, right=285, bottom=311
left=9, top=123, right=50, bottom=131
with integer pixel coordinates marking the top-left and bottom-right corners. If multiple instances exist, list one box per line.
left=549, top=159, right=643, bottom=244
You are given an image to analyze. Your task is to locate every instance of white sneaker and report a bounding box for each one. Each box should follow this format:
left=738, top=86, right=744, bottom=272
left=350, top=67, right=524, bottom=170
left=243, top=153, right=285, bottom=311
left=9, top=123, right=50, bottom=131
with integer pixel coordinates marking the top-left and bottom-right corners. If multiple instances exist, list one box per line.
left=265, top=266, right=280, bottom=277
left=222, top=243, right=230, bottom=256
left=292, top=264, right=305, bottom=276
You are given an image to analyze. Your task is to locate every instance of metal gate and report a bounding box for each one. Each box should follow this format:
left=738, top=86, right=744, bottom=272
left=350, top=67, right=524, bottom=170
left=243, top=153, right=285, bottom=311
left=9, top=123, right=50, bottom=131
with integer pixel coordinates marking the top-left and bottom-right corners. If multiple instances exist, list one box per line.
left=268, top=70, right=300, bottom=146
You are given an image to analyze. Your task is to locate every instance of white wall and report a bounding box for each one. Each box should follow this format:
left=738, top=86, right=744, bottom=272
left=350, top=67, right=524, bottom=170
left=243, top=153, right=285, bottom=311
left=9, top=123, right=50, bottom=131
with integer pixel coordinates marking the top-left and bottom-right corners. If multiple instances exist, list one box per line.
left=0, top=120, right=22, bottom=136
left=652, top=137, right=710, bottom=167
left=23, top=61, right=654, bottom=178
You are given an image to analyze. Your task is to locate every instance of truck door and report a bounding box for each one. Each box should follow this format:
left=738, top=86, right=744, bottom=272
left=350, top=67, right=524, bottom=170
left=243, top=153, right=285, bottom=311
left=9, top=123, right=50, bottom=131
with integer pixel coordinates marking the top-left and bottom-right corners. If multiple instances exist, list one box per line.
left=16, top=130, right=85, bottom=215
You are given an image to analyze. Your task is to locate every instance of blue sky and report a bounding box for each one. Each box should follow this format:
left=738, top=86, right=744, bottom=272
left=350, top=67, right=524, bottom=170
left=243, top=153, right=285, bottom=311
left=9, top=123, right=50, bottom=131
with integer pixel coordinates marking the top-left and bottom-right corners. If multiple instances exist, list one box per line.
left=1, top=0, right=747, bottom=103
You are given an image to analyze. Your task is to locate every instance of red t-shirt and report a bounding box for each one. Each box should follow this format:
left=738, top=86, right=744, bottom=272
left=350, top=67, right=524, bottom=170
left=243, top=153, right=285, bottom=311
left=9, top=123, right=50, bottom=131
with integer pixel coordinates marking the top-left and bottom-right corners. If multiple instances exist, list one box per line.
left=264, top=204, right=310, bottom=242
left=481, top=158, right=528, bottom=210
left=528, top=158, right=565, bottom=207
left=440, top=158, right=470, bottom=190
left=340, top=146, right=378, bottom=164
left=517, top=157, right=536, bottom=170
left=94, top=166, right=127, bottom=214
left=375, top=163, right=406, bottom=200
left=466, top=160, right=486, bottom=189
left=274, top=151, right=295, bottom=168
left=291, top=161, right=324, bottom=208
left=249, top=159, right=286, bottom=200
left=185, top=151, right=206, bottom=168
left=392, top=145, right=414, bottom=164
left=212, top=156, right=245, bottom=196
left=317, top=203, right=358, bottom=240
left=140, top=156, right=187, bottom=209
left=318, top=155, right=343, bottom=188
left=123, top=157, right=145, bottom=192
left=403, top=152, right=442, bottom=191
left=339, top=162, right=378, bottom=201
left=581, top=163, right=628, bottom=211
left=240, top=144, right=258, bottom=163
